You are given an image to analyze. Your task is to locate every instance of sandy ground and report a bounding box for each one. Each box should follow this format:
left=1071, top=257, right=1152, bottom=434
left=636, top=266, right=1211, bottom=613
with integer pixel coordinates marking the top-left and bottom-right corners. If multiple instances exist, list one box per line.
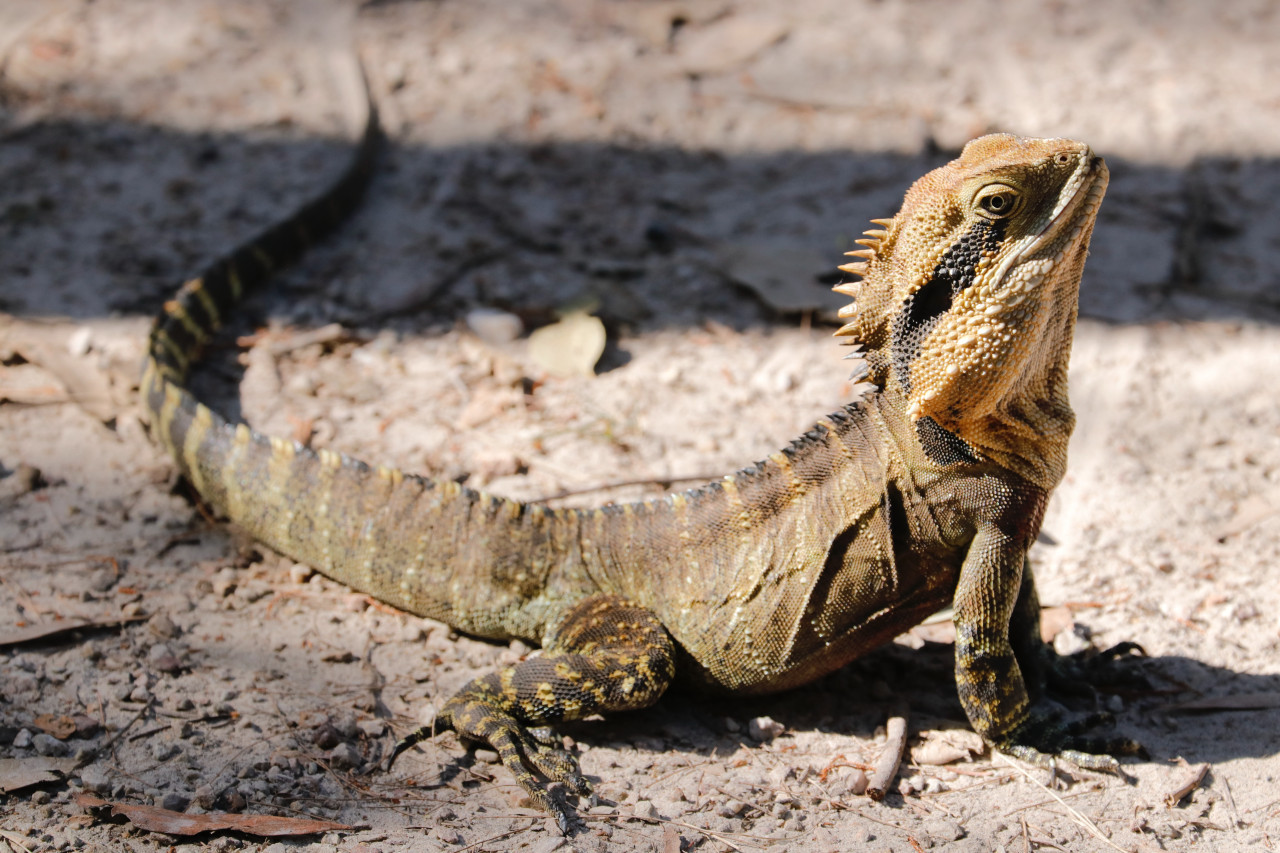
left=2, top=1, right=1280, bottom=851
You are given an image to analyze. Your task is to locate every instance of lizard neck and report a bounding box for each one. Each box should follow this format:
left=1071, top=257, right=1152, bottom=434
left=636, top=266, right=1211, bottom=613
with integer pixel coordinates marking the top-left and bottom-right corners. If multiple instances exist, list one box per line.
left=953, top=285, right=1078, bottom=492
left=873, top=330, right=1075, bottom=494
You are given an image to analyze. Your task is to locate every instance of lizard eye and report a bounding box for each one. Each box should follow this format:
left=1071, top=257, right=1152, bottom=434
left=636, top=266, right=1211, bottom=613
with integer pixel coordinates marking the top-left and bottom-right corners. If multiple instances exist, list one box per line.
left=1054, top=152, right=1073, bottom=166
left=975, top=185, right=1019, bottom=220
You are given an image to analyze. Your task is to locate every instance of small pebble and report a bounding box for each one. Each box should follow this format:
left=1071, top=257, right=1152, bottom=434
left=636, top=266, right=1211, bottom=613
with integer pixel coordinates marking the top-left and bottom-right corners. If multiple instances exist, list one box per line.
left=79, top=767, right=111, bottom=794
left=33, top=733, right=69, bottom=757
left=716, top=799, right=746, bottom=818
left=332, top=712, right=360, bottom=739
left=72, top=714, right=102, bottom=738
left=923, top=818, right=965, bottom=843
left=148, top=612, right=179, bottom=639
left=748, top=715, right=784, bottom=742
left=151, top=741, right=180, bottom=762
left=312, top=724, right=341, bottom=750
left=466, top=308, right=524, bottom=346
left=151, top=653, right=183, bottom=674
left=528, top=837, right=567, bottom=853
left=329, top=742, right=361, bottom=769
left=67, top=326, right=92, bottom=356
left=161, top=792, right=190, bottom=812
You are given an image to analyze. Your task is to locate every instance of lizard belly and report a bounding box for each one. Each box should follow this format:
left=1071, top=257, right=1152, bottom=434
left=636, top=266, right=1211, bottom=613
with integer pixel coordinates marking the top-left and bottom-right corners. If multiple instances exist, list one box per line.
left=667, top=545, right=964, bottom=695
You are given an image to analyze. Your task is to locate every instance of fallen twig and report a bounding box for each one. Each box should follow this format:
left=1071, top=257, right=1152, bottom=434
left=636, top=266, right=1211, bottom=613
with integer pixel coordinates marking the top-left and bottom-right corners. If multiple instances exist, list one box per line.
left=1162, top=760, right=1210, bottom=808
left=996, top=753, right=1128, bottom=853
left=867, top=713, right=908, bottom=801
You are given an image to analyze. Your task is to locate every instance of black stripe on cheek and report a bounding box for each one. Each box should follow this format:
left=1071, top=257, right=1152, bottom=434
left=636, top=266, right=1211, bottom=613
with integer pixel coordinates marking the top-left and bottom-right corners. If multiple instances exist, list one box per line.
left=890, top=218, right=1006, bottom=393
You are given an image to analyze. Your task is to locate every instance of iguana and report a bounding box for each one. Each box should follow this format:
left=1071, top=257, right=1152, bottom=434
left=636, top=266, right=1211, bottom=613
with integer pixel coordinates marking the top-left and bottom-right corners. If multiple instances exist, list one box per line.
left=141, top=88, right=1141, bottom=831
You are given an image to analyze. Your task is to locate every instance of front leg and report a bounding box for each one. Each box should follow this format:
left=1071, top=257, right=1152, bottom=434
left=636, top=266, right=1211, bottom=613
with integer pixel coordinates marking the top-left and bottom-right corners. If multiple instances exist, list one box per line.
left=388, top=594, right=675, bottom=833
left=953, top=526, right=1142, bottom=771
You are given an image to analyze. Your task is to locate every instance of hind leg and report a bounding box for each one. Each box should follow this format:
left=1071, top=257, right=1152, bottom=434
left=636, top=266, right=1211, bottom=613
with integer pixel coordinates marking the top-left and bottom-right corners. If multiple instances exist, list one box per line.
left=388, top=594, right=676, bottom=833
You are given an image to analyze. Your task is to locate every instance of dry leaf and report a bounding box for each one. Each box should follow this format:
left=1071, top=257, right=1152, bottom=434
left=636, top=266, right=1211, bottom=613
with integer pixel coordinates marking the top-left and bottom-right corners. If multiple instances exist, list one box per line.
left=0, top=614, right=145, bottom=647
left=5, top=320, right=115, bottom=421
left=73, top=793, right=350, bottom=836
left=1162, top=760, right=1210, bottom=807
left=662, top=823, right=683, bottom=853
left=717, top=241, right=845, bottom=315
left=910, top=729, right=986, bottom=766
left=32, top=714, right=77, bottom=740
left=0, top=363, right=68, bottom=404
left=0, top=757, right=77, bottom=793
left=1165, top=692, right=1280, bottom=713
left=528, top=311, right=606, bottom=378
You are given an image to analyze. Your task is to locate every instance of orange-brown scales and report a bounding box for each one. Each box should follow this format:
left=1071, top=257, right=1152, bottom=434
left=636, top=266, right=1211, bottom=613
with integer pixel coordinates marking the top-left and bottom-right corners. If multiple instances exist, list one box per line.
left=835, top=133, right=1108, bottom=490
left=143, top=94, right=1140, bottom=834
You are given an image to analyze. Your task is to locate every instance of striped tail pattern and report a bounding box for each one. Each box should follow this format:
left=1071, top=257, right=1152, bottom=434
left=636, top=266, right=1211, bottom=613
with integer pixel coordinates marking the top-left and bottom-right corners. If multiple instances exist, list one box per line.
left=138, top=83, right=593, bottom=645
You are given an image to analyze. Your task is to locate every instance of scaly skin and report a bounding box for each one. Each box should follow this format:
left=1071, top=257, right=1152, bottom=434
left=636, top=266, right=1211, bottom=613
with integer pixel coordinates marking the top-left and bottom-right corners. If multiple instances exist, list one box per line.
left=142, top=81, right=1140, bottom=831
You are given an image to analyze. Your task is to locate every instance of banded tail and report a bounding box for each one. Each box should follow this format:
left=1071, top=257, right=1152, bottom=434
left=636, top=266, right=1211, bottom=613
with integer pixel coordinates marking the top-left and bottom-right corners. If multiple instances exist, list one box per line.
left=140, top=77, right=591, bottom=641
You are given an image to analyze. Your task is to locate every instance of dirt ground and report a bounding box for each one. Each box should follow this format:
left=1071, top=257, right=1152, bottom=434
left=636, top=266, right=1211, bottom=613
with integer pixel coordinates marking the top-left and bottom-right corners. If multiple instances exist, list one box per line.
left=3, top=1, right=1280, bottom=851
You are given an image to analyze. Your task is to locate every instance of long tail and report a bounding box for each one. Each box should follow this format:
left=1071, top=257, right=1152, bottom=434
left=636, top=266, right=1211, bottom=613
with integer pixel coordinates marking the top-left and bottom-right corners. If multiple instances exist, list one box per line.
left=140, top=71, right=583, bottom=642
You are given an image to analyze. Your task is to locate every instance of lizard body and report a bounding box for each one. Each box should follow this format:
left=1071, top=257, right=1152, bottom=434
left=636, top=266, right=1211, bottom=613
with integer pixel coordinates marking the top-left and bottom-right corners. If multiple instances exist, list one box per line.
left=142, top=85, right=1138, bottom=830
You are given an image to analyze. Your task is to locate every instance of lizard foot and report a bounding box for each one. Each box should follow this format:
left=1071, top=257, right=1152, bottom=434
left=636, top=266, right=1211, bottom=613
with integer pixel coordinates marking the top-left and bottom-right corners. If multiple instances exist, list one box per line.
left=385, top=596, right=675, bottom=833
left=1000, top=710, right=1147, bottom=775
left=388, top=705, right=588, bottom=835
left=457, top=707, right=587, bottom=835
left=1041, top=641, right=1149, bottom=700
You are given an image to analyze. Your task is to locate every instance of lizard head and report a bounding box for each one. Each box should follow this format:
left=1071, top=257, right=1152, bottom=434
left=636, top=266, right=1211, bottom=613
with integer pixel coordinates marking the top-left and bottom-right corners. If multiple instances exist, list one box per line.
left=834, top=134, right=1108, bottom=484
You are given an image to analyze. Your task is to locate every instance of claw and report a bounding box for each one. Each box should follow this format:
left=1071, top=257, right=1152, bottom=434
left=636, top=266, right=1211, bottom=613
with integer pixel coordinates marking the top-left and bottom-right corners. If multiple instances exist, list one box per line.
left=384, top=724, right=436, bottom=771
left=553, top=802, right=577, bottom=836
left=1095, top=641, right=1147, bottom=660
left=1000, top=706, right=1143, bottom=776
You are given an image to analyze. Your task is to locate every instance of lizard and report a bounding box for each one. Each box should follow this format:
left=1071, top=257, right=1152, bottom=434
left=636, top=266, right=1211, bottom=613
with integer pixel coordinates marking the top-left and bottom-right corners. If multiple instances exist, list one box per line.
left=140, top=82, right=1142, bottom=831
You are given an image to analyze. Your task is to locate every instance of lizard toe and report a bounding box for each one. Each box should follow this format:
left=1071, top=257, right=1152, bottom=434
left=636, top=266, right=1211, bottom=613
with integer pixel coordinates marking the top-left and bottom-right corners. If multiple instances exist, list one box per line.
left=1043, top=640, right=1151, bottom=698
left=526, top=744, right=590, bottom=796
left=1000, top=711, right=1143, bottom=774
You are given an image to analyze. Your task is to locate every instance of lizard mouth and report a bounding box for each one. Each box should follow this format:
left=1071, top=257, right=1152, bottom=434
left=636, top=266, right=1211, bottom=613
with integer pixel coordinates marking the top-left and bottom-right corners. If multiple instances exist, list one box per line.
left=982, top=152, right=1107, bottom=291
left=1022, top=153, right=1108, bottom=262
